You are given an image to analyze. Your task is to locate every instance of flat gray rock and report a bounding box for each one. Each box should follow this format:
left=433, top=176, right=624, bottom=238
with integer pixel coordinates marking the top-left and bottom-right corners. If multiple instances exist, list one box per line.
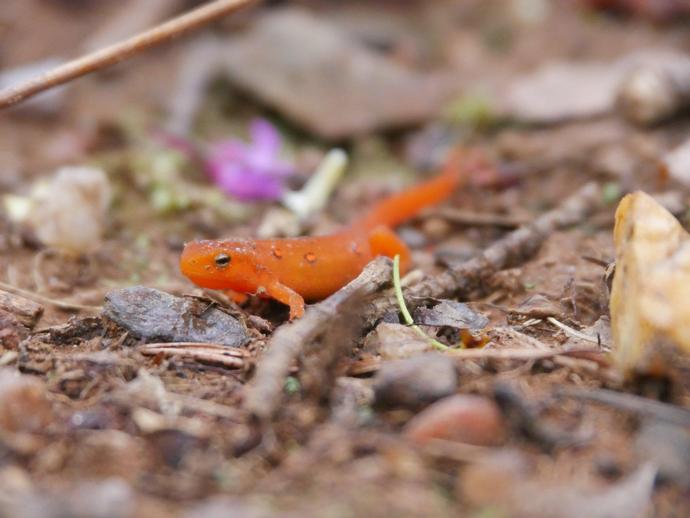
left=221, top=8, right=449, bottom=139
left=104, top=287, right=249, bottom=348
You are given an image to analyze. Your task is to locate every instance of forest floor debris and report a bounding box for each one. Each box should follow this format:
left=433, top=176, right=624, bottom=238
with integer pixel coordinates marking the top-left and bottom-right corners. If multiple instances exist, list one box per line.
left=2, top=1, right=690, bottom=516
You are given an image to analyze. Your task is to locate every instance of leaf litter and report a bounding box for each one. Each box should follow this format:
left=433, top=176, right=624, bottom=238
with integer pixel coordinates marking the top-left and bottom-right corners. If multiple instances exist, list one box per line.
left=1, top=1, right=690, bottom=516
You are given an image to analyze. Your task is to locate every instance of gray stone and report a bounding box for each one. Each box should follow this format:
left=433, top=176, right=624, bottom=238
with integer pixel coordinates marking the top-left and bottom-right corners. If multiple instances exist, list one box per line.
left=104, top=287, right=249, bottom=347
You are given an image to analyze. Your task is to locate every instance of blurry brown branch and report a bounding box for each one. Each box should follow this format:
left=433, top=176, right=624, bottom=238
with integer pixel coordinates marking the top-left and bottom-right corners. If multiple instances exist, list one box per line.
left=0, top=0, right=258, bottom=110
left=245, top=258, right=393, bottom=422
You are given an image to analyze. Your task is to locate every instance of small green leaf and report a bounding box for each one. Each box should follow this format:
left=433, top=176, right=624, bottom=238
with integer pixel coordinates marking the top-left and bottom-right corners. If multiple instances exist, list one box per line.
left=602, top=182, right=622, bottom=205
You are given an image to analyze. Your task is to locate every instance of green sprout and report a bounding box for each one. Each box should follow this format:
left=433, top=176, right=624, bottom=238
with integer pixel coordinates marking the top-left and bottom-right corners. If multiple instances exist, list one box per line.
left=284, top=376, right=301, bottom=395
left=393, top=255, right=452, bottom=351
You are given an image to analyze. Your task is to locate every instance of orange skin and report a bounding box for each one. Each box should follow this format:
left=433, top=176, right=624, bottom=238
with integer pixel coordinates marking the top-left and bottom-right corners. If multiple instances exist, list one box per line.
left=180, top=150, right=483, bottom=319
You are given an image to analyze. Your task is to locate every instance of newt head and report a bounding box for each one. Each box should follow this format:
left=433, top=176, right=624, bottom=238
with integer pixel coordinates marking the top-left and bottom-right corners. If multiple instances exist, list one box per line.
left=180, top=239, right=262, bottom=294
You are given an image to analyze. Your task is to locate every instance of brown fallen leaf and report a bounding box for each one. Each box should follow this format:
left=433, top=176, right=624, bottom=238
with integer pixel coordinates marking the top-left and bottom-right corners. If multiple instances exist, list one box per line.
left=611, top=190, right=690, bottom=374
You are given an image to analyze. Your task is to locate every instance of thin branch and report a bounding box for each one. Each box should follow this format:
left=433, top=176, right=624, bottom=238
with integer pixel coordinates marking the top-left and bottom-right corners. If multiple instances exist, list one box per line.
left=546, top=316, right=607, bottom=346
left=139, top=342, right=248, bottom=369
left=0, top=0, right=259, bottom=110
left=0, top=280, right=102, bottom=312
left=244, top=257, right=393, bottom=422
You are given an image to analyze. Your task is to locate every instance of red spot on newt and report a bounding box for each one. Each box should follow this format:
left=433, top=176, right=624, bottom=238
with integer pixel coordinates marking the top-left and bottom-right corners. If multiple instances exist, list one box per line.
left=180, top=149, right=489, bottom=320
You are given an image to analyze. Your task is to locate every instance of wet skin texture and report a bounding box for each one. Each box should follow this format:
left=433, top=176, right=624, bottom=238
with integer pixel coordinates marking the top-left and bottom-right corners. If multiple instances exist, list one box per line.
left=180, top=151, right=481, bottom=319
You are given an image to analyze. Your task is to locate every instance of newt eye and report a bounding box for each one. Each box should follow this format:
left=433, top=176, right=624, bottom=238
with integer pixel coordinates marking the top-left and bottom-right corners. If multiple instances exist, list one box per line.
left=214, top=253, right=231, bottom=267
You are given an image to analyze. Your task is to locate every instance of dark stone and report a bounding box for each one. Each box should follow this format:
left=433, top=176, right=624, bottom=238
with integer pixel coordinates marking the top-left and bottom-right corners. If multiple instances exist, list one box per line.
left=103, top=287, right=249, bottom=348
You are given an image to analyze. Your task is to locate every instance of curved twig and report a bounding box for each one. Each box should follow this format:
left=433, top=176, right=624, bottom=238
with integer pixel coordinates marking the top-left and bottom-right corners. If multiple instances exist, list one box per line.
left=0, top=0, right=259, bottom=110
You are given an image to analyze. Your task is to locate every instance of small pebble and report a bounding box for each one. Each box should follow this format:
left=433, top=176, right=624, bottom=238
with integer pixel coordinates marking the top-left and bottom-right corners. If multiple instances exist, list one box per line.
left=404, top=394, right=506, bottom=446
left=0, top=369, right=54, bottom=433
left=373, top=353, right=457, bottom=409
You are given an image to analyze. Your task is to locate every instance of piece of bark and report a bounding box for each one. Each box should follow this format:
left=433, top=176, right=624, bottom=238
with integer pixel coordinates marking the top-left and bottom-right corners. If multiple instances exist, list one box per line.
left=0, top=290, right=43, bottom=329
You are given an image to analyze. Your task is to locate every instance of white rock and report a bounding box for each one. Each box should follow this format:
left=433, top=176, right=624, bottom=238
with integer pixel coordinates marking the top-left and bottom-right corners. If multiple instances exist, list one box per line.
left=30, top=166, right=112, bottom=254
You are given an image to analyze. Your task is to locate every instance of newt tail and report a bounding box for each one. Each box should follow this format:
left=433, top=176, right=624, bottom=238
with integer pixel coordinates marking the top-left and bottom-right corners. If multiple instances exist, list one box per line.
left=180, top=149, right=487, bottom=319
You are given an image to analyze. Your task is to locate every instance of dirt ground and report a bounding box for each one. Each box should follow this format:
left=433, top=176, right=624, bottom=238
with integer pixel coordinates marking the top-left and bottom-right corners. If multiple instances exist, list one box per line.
left=1, top=1, right=690, bottom=516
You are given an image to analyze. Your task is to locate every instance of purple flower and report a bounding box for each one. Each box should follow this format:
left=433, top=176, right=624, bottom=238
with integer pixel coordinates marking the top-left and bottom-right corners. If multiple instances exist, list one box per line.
left=206, top=119, right=294, bottom=201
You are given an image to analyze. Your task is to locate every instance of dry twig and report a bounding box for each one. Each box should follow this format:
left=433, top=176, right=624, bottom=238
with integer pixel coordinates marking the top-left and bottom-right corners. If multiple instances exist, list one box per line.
left=425, top=207, right=531, bottom=228
left=245, top=258, right=393, bottom=421
left=0, top=0, right=258, bottom=110
left=546, top=316, right=607, bottom=346
left=139, top=342, right=248, bottom=369
left=0, top=280, right=102, bottom=312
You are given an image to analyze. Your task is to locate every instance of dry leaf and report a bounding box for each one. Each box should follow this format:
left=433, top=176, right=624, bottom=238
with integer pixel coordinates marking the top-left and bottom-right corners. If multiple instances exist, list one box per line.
left=611, top=191, right=690, bottom=374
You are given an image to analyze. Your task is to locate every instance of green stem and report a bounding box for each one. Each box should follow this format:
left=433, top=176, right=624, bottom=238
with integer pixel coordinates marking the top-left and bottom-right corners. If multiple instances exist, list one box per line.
left=392, top=255, right=450, bottom=351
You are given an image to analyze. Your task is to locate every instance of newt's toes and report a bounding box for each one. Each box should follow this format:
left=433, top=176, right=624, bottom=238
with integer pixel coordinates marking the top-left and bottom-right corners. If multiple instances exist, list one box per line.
left=289, top=304, right=305, bottom=320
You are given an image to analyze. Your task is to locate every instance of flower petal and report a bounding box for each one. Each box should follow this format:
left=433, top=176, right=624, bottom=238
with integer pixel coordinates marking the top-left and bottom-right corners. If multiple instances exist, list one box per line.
left=250, top=118, right=281, bottom=155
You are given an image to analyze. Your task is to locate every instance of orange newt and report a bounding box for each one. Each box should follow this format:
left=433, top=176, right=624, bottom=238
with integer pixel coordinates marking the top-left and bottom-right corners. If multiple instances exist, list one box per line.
left=180, top=150, right=486, bottom=319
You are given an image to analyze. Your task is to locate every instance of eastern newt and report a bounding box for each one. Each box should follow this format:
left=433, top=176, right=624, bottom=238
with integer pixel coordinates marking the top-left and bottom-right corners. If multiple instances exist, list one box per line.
left=180, top=150, right=485, bottom=319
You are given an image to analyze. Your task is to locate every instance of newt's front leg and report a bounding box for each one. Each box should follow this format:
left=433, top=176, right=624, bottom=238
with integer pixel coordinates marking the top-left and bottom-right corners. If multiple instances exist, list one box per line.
left=266, top=280, right=305, bottom=320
